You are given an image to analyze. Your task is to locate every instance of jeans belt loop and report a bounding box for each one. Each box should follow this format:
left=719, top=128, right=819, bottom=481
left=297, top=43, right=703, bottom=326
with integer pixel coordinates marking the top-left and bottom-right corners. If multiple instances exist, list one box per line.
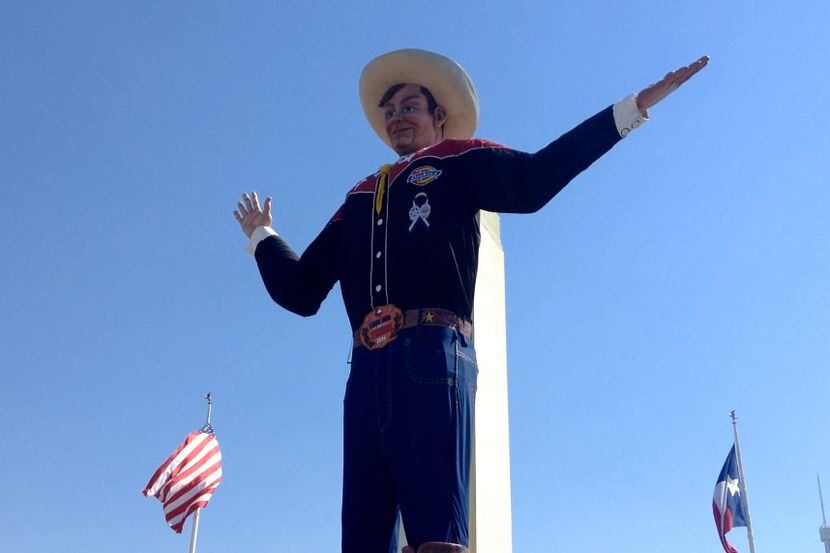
left=458, top=326, right=468, bottom=348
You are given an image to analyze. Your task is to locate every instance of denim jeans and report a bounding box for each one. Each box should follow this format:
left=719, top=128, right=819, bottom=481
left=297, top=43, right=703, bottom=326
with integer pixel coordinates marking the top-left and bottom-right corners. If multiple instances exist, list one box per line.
left=342, top=325, right=478, bottom=553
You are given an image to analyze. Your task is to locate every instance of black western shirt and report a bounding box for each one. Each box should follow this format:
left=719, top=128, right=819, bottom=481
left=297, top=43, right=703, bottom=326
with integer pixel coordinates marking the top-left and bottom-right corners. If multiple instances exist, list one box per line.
left=252, top=104, right=628, bottom=332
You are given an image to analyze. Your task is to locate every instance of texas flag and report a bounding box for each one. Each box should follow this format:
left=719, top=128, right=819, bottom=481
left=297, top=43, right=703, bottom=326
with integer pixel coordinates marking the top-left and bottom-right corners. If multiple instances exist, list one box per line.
left=712, top=445, right=747, bottom=553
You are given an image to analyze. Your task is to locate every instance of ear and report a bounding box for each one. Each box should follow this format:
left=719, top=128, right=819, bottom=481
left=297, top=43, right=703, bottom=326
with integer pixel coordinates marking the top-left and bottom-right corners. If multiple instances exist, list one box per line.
left=433, top=106, right=447, bottom=127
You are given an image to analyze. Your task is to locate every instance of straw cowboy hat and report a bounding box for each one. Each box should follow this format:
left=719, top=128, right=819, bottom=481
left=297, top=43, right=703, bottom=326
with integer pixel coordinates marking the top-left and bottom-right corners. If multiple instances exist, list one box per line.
left=359, top=49, right=479, bottom=147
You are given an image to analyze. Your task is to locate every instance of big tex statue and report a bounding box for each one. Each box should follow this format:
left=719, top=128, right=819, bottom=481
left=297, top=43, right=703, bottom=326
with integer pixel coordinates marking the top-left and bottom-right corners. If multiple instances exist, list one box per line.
left=234, top=49, right=709, bottom=553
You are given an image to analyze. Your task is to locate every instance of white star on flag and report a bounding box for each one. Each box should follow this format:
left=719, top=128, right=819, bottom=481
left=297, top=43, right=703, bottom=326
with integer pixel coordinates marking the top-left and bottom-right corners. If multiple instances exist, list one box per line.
left=726, top=476, right=740, bottom=496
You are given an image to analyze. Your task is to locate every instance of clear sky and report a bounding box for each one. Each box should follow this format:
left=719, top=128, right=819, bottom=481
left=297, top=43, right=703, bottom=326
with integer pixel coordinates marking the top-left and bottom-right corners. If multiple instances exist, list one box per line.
left=2, top=1, right=828, bottom=552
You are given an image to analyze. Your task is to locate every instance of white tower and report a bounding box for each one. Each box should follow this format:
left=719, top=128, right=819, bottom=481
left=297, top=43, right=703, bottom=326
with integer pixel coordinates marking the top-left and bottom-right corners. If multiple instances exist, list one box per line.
left=469, top=211, right=513, bottom=553
left=818, top=474, right=830, bottom=553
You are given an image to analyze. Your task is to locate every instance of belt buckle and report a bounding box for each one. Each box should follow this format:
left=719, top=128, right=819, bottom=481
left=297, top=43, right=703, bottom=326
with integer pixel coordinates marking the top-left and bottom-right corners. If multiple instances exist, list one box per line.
left=358, top=304, right=404, bottom=350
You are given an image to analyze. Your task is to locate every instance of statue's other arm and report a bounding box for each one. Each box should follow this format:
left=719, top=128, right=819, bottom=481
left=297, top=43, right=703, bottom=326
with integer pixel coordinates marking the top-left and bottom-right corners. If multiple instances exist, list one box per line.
left=250, top=219, right=340, bottom=317
left=234, top=192, right=341, bottom=317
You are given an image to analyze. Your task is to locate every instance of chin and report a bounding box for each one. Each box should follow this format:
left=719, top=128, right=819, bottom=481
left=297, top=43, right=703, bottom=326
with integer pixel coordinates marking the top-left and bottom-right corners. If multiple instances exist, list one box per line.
left=391, top=141, right=416, bottom=156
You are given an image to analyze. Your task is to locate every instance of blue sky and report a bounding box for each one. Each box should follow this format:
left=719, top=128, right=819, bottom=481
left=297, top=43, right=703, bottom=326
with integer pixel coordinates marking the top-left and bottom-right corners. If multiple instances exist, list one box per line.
left=2, top=1, right=828, bottom=552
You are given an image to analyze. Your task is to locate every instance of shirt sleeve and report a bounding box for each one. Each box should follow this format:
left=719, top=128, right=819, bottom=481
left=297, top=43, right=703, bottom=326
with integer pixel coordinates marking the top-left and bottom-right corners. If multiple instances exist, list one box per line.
left=245, top=225, right=279, bottom=257
left=252, top=211, right=341, bottom=317
left=613, top=93, right=648, bottom=137
left=459, top=101, right=636, bottom=214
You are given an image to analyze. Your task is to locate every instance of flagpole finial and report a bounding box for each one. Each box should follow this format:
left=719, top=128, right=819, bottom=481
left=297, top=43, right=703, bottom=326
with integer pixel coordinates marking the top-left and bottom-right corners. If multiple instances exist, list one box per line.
left=201, top=393, right=214, bottom=435
left=730, top=410, right=737, bottom=423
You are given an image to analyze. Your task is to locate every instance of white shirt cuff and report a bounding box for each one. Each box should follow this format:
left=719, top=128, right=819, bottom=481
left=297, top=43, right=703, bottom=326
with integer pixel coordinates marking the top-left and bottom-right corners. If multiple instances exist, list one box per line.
left=613, top=93, right=648, bottom=138
left=245, top=225, right=278, bottom=257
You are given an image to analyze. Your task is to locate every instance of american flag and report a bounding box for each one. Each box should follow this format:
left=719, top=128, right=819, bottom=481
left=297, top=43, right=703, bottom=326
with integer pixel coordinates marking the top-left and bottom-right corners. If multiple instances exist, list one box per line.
left=142, top=429, right=223, bottom=533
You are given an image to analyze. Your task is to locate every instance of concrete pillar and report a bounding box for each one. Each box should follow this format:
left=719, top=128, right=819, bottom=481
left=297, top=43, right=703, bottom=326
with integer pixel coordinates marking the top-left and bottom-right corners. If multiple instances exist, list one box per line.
left=469, top=211, right=513, bottom=553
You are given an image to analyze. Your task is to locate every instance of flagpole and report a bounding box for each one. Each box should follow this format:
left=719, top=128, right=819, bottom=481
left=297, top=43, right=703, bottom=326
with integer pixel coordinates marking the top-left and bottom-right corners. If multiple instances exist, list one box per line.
left=730, top=410, right=757, bottom=553
left=188, top=393, right=213, bottom=553
left=188, top=509, right=201, bottom=553
left=818, top=474, right=830, bottom=553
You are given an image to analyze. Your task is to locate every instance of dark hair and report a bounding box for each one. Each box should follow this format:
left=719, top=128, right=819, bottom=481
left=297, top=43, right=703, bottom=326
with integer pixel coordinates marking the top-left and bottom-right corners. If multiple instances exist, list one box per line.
left=378, top=83, right=438, bottom=114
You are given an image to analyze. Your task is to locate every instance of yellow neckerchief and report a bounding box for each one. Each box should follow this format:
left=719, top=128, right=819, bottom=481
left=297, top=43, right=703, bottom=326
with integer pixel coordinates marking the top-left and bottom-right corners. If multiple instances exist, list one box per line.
left=375, top=164, right=393, bottom=215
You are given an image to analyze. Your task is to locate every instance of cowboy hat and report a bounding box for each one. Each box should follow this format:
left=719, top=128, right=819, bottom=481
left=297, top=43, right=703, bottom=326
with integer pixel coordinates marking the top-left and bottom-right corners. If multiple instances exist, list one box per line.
left=359, top=49, right=479, bottom=147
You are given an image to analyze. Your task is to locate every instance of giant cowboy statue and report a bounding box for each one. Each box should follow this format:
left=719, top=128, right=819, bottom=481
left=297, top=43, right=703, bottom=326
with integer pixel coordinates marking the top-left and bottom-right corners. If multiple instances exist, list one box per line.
left=233, top=49, right=709, bottom=553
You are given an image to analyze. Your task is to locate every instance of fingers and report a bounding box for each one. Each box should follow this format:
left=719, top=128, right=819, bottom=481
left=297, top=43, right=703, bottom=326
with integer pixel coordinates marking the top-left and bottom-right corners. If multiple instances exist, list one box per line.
left=693, top=55, right=710, bottom=68
left=662, top=70, right=685, bottom=89
left=235, top=192, right=262, bottom=218
left=235, top=191, right=261, bottom=228
left=663, top=56, right=709, bottom=86
left=637, top=55, right=708, bottom=113
left=242, top=192, right=254, bottom=212
left=683, top=55, right=709, bottom=81
left=653, top=60, right=705, bottom=96
left=234, top=190, right=273, bottom=236
left=674, top=56, right=709, bottom=84
left=676, top=56, right=709, bottom=76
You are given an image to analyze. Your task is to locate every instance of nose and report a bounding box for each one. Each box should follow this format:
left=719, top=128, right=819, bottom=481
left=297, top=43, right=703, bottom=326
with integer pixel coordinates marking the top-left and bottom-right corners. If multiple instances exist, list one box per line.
left=387, top=113, right=405, bottom=134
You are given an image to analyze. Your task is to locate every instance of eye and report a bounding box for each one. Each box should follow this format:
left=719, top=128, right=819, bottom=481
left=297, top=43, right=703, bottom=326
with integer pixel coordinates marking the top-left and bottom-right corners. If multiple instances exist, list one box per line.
left=384, top=111, right=394, bottom=121
left=402, top=105, right=415, bottom=114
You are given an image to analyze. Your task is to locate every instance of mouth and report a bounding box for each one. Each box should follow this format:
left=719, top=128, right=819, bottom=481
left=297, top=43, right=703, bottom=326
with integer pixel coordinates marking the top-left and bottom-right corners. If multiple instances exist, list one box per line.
left=391, top=127, right=414, bottom=138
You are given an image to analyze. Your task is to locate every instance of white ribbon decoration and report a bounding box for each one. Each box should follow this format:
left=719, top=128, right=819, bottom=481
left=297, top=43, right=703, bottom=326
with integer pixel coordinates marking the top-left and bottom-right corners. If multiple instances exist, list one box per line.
left=408, top=192, right=431, bottom=232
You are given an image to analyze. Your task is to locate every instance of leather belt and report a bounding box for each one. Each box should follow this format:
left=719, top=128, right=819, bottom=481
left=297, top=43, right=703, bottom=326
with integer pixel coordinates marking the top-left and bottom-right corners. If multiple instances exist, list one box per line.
left=354, top=305, right=472, bottom=350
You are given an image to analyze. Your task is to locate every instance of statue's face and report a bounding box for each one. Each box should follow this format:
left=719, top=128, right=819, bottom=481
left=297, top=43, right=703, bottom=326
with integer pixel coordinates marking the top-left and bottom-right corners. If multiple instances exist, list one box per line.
left=381, top=84, right=446, bottom=155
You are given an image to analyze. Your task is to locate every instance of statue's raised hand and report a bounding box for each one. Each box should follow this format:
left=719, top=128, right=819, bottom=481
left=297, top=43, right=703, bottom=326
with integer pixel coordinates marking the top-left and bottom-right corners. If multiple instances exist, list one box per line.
left=637, top=56, right=709, bottom=115
left=233, top=191, right=272, bottom=238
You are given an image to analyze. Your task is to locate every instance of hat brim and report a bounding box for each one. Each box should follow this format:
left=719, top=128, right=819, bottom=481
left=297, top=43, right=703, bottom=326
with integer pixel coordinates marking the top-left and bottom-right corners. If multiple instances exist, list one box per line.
left=359, top=49, right=479, bottom=148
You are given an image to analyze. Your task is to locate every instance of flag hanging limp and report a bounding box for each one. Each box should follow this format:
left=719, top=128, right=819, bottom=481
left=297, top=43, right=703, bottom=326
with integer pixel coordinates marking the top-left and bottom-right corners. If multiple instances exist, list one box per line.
left=143, top=429, right=223, bottom=533
left=712, top=445, right=747, bottom=553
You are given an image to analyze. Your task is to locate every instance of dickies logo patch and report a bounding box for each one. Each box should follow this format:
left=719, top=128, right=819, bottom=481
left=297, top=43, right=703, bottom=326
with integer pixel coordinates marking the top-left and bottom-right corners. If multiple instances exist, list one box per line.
left=407, top=166, right=442, bottom=186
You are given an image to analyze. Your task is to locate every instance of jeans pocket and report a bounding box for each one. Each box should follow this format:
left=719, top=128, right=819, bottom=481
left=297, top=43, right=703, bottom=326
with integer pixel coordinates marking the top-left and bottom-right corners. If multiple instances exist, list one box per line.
left=404, top=332, right=456, bottom=385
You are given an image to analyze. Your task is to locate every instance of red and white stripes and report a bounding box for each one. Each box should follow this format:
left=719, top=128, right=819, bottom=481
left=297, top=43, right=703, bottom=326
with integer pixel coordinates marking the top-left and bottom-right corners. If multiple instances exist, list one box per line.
left=143, top=430, right=222, bottom=533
